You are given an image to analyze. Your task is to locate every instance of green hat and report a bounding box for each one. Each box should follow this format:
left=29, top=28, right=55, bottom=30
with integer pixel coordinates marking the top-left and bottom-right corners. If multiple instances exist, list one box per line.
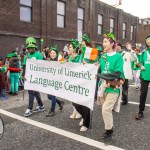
left=1, top=66, right=7, bottom=73
left=145, top=34, right=150, bottom=48
left=83, top=34, right=91, bottom=43
left=97, top=46, right=102, bottom=51
left=11, top=52, right=18, bottom=57
left=26, top=37, right=37, bottom=49
left=50, top=45, right=58, bottom=52
left=6, top=54, right=12, bottom=58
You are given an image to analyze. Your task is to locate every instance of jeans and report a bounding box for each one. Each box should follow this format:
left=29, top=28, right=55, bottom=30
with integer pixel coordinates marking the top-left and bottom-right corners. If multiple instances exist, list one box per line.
left=28, top=90, right=43, bottom=110
left=139, top=79, right=150, bottom=112
left=47, top=94, right=61, bottom=112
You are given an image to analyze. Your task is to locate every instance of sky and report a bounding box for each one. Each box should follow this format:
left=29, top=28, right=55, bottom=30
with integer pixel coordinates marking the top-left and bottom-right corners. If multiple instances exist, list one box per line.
left=100, top=0, right=150, bottom=19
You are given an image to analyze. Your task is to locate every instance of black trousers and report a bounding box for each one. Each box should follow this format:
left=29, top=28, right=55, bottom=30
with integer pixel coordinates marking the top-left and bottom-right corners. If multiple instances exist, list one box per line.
left=139, top=79, right=150, bottom=112
left=122, top=79, right=129, bottom=103
left=74, top=104, right=90, bottom=128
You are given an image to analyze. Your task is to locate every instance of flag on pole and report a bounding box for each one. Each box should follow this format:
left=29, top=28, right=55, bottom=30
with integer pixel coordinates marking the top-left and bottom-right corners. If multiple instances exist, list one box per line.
left=84, top=47, right=98, bottom=61
left=58, top=53, right=64, bottom=62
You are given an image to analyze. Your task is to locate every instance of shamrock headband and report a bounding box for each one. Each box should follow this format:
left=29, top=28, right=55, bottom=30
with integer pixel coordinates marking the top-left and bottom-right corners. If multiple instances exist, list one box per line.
left=103, top=32, right=115, bottom=41
left=71, top=39, right=78, bottom=48
left=83, top=34, right=91, bottom=43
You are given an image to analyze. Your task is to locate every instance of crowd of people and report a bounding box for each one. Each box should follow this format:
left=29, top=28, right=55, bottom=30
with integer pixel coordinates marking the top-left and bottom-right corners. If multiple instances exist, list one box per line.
left=0, top=32, right=150, bottom=145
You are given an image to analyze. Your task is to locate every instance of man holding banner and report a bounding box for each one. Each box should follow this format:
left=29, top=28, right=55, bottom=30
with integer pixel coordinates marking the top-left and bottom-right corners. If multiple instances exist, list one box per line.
left=23, top=37, right=45, bottom=117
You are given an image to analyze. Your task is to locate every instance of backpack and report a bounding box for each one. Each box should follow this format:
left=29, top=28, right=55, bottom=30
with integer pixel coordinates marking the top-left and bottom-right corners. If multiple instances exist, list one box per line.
left=11, top=58, right=19, bottom=68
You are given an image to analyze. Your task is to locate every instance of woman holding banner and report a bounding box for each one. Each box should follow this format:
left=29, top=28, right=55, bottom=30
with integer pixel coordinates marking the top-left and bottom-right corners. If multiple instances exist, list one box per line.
left=75, top=34, right=98, bottom=132
left=46, top=46, right=64, bottom=117
left=67, top=39, right=82, bottom=119
left=97, top=32, right=124, bottom=144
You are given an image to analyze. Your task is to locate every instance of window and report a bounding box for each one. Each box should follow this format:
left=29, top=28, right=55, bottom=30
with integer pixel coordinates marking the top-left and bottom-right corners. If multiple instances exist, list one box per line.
left=57, top=1, right=66, bottom=28
left=77, top=7, right=84, bottom=31
left=98, top=14, right=103, bottom=35
left=130, top=25, right=134, bottom=40
left=20, top=0, right=32, bottom=22
left=123, top=23, right=126, bottom=39
left=110, top=18, right=115, bottom=33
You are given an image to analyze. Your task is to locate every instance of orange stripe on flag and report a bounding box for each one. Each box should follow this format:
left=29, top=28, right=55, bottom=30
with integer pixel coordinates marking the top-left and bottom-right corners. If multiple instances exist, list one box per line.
left=89, top=48, right=98, bottom=60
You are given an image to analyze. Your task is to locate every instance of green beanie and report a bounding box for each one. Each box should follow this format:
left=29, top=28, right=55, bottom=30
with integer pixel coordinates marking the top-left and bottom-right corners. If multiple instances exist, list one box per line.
left=6, top=54, right=12, bottom=58
left=11, top=52, right=18, bottom=57
left=26, top=37, right=37, bottom=49
left=50, top=45, right=58, bottom=53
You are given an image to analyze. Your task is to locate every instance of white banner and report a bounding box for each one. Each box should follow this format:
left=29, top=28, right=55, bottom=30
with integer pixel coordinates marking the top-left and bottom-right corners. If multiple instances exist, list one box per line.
left=24, top=59, right=98, bottom=110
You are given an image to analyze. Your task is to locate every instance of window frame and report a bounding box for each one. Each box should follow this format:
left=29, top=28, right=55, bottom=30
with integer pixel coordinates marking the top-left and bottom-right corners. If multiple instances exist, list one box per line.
left=57, top=1, right=66, bottom=28
left=123, top=22, right=126, bottom=39
left=77, top=7, right=84, bottom=31
left=98, top=14, right=103, bottom=35
left=130, top=25, right=134, bottom=40
left=20, top=0, right=32, bottom=23
left=110, top=18, right=115, bottom=33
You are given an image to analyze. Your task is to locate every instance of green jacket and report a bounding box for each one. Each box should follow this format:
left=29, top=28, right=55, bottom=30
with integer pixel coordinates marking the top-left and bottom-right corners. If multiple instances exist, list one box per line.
left=140, top=48, right=150, bottom=81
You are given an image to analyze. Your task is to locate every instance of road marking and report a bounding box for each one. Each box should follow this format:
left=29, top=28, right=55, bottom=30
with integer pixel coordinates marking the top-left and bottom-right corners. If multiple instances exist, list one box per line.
left=0, top=109, right=124, bottom=150
left=129, top=85, right=150, bottom=88
left=128, top=101, right=150, bottom=107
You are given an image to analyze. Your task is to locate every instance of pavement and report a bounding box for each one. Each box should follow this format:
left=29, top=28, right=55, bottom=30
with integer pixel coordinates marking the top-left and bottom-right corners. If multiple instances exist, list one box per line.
left=0, top=82, right=150, bottom=150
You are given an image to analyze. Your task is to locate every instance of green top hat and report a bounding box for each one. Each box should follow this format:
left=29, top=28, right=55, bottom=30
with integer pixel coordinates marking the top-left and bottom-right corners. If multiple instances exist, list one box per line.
left=26, top=37, right=37, bottom=49
left=11, top=52, right=18, bottom=57
left=1, top=66, right=7, bottom=73
left=6, top=54, right=12, bottom=58
left=97, top=46, right=102, bottom=51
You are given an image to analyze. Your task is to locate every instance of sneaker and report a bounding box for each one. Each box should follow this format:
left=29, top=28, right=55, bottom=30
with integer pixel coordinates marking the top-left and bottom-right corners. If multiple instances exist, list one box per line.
left=80, top=126, right=88, bottom=132
left=75, top=113, right=81, bottom=119
left=70, top=112, right=76, bottom=119
left=33, top=106, right=45, bottom=112
left=46, top=110, right=55, bottom=117
left=135, top=111, right=144, bottom=120
left=24, top=109, right=32, bottom=117
left=59, top=101, right=64, bottom=110
left=79, top=118, right=83, bottom=126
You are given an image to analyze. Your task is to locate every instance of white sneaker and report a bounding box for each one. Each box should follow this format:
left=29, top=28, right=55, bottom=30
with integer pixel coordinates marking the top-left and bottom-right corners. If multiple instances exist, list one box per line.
left=24, top=109, right=32, bottom=117
left=79, top=118, right=83, bottom=126
left=70, top=112, right=76, bottom=119
left=75, top=113, right=81, bottom=119
left=80, top=126, right=88, bottom=132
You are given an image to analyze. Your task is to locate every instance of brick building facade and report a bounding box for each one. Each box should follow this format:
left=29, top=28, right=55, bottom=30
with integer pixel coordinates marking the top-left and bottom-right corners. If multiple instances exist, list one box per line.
left=0, top=0, right=148, bottom=59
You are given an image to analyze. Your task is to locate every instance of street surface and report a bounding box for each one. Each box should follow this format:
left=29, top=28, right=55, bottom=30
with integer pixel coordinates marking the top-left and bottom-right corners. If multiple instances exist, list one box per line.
left=0, top=82, right=150, bottom=150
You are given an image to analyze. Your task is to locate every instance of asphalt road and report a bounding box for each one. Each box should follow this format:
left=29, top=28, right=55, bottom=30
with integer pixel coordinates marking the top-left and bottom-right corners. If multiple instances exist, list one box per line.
left=0, top=83, right=150, bottom=150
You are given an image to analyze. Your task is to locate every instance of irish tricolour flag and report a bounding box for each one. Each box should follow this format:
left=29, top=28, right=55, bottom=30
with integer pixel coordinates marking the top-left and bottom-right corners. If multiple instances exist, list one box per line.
left=84, top=47, right=98, bottom=61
